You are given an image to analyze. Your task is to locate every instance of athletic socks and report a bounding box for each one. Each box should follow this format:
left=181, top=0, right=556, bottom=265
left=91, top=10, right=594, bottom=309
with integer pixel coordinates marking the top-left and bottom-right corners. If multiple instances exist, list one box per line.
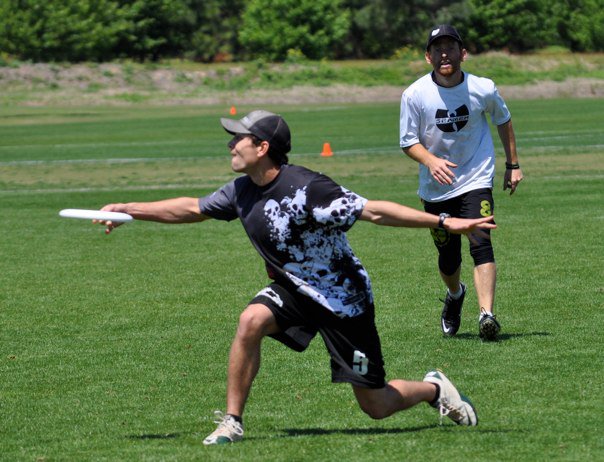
left=448, top=285, right=464, bottom=300
left=226, top=414, right=243, bottom=424
left=428, top=384, right=441, bottom=407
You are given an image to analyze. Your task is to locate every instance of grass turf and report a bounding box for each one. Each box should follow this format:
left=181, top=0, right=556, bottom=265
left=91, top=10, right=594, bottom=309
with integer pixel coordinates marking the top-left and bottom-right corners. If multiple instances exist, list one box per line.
left=1, top=99, right=603, bottom=461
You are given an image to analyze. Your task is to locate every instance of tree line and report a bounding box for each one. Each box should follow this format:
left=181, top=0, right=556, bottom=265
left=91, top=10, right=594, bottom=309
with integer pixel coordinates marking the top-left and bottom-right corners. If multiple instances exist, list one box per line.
left=1, top=0, right=602, bottom=63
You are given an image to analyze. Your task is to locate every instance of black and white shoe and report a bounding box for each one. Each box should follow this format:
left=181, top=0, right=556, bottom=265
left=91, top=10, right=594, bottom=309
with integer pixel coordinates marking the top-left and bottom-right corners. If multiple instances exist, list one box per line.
left=440, top=283, right=466, bottom=336
left=479, top=309, right=501, bottom=341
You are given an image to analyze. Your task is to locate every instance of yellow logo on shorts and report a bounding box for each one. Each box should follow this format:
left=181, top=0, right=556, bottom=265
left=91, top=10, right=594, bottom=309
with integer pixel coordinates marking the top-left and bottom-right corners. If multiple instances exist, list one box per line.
left=480, top=200, right=492, bottom=217
left=430, top=227, right=450, bottom=247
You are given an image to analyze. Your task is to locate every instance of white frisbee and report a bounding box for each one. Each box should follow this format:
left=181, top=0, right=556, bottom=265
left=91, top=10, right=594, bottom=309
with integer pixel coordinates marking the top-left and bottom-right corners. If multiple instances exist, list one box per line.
left=59, top=208, right=134, bottom=222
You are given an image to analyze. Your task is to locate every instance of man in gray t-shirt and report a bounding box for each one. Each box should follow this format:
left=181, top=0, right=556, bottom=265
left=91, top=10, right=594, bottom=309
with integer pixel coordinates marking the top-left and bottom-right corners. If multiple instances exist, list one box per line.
left=400, top=25, right=524, bottom=340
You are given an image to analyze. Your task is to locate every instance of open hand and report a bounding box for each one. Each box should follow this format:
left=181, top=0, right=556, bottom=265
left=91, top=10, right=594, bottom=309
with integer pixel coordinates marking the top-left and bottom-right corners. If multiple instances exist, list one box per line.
left=428, top=157, right=458, bottom=185
left=444, top=215, right=496, bottom=245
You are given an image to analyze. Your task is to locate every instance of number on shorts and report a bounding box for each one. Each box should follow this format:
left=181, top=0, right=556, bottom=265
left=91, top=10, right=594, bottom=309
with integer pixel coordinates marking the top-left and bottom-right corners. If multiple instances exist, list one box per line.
left=480, top=200, right=492, bottom=217
left=352, top=350, right=369, bottom=375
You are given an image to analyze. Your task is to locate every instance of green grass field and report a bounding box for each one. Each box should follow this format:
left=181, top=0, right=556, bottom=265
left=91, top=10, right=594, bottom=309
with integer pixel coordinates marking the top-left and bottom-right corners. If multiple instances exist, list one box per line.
left=1, top=99, right=603, bottom=461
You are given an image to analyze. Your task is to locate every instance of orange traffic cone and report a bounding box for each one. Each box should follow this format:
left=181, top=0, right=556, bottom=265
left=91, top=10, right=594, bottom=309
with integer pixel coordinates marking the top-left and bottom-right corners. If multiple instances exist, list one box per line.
left=321, top=142, right=333, bottom=157
left=229, top=106, right=237, bottom=115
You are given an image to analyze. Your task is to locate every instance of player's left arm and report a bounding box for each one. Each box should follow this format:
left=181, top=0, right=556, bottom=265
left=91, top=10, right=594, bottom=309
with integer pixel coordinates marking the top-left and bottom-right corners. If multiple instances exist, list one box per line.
left=497, top=119, right=524, bottom=195
left=360, top=200, right=496, bottom=238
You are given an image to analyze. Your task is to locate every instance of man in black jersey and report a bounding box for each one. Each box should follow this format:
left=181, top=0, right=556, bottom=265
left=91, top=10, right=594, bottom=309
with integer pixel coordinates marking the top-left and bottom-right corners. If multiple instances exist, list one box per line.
left=97, top=110, right=495, bottom=445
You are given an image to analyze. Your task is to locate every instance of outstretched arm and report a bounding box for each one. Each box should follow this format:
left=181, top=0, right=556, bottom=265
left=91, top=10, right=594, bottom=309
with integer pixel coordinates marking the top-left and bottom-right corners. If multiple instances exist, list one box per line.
left=95, top=197, right=210, bottom=234
left=360, top=200, right=496, bottom=236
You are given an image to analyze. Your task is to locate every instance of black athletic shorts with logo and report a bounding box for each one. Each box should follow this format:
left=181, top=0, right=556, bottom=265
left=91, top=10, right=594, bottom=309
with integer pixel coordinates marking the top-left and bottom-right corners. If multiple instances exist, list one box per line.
left=423, top=187, right=495, bottom=275
left=250, top=282, right=386, bottom=389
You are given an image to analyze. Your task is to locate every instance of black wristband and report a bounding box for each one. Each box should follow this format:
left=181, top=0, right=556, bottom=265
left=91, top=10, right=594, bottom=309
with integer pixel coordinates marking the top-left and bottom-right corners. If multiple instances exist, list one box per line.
left=505, top=162, right=520, bottom=170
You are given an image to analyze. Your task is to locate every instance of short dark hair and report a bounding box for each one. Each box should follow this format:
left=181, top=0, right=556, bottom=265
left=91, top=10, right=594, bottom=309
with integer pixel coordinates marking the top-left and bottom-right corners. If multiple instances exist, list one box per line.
left=221, top=110, right=291, bottom=163
left=250, top=135, right=289, bottom=165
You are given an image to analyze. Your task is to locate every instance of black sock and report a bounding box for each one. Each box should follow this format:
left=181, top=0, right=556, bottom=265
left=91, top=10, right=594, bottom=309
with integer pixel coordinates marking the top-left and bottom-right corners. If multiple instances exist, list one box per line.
left=428, top=384, right=440, bottom=407
left=227, top=414, right=243, bottom=424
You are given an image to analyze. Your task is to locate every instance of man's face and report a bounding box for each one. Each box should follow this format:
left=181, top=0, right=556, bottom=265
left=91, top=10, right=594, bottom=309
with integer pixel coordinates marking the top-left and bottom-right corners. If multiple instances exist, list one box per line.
left=228, top=134, right=262, bottom=172
left=425, top=37, right=466, bottom=78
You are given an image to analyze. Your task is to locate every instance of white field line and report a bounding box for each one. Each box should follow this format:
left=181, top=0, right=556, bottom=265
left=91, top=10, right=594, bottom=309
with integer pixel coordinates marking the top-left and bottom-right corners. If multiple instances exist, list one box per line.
left=2, top=173, right=602, bottom=197
left=0, top=140, right=186, bottom=151
left=0, top=146, right=401, bottom=166
left=0, top=183, right=222, bottom=195
left=522, top=144, right=604, bottom=152
left=3, top=142, right=604, bottom=167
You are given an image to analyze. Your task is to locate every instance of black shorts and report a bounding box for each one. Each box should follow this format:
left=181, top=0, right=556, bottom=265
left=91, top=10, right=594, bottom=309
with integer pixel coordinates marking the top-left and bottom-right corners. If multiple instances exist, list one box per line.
left=423, top=188, right=495, bottom=273
left=250, top=283, right=386, bottom=389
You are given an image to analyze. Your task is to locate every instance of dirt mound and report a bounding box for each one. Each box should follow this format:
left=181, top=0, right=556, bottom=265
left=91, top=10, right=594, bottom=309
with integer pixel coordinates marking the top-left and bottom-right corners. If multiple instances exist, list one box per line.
left=1, top=63, right=602, bottom=106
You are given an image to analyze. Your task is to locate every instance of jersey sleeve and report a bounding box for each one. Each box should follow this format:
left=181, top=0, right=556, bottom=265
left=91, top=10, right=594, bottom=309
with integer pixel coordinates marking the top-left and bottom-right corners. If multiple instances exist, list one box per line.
left=198, top=180, right=239, bottom=221
left=306, top=174, right=367, bottom=231
left=400, top=88, right=422, bottom=148
left=486, top=83, right=511, bottom=126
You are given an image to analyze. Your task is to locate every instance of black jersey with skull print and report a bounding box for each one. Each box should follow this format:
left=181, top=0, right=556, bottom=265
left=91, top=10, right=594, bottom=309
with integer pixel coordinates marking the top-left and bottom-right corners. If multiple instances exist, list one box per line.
left=198, top=164, right=373, bottom=318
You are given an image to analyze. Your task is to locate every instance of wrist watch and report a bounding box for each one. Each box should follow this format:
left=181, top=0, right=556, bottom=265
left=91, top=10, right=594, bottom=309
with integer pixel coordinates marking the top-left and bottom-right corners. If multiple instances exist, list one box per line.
left=438, top=213, right=451, bottom=229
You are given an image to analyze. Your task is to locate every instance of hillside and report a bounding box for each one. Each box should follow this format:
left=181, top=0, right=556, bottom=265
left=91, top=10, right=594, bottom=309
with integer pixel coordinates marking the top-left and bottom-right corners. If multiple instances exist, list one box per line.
left=1, top=52, right=603, bottom=106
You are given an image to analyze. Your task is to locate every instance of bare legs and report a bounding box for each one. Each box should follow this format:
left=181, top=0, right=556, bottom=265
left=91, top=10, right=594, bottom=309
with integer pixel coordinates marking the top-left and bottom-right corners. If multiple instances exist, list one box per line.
left=353, top=381, right=437, bottom=420
left=439, top=262, right=496, bottom=314
left=225, top=303, right=437, bottom=420
left=474, top=262, right=496, bottom=313
left=226, top=303, right=280, bottom=417
left=440, top=265, right=462, bottom=294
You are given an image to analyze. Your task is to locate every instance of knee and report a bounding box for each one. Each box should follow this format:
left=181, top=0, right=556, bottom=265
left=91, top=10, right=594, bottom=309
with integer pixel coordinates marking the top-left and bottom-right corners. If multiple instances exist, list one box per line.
left=236, top=305, right=274, bottom=342
left=358, top=401, right=389, bottom=420
left=356, top=390, right=390, bottom=420
left=470, top=241, right=495, bottom=266
left=439, top=255, right=461, bottom=276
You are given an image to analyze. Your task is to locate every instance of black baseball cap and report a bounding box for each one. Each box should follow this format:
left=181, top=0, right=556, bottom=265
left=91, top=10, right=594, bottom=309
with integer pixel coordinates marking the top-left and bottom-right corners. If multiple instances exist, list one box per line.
left=220, top=110, right=291, bottom=154
left=426, top=24, right=463, bottom=50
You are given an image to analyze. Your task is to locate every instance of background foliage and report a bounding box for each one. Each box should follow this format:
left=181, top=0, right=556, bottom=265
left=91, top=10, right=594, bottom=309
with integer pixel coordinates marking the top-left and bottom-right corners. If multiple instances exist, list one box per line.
left=1, top=0, right=603, bottom=63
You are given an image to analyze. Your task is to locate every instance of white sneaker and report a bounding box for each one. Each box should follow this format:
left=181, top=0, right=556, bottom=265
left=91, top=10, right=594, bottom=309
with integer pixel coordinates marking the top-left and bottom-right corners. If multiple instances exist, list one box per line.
left=424, top=370, right=478, bottom=426
left=202, top=411, right=244, bottom=445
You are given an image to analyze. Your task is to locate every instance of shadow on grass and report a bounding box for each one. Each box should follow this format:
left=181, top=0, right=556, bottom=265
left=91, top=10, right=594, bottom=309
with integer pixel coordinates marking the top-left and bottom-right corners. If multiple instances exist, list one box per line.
left=281, top=424, right=438, bottom=437
left=450, top=331, right=551, bottom=341
left=126, top=433, right=180, bottom=440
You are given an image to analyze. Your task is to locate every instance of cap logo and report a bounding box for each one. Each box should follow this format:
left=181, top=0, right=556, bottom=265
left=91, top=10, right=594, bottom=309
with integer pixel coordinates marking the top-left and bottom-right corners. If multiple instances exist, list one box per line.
left=431, top=28, right=440, bottom=37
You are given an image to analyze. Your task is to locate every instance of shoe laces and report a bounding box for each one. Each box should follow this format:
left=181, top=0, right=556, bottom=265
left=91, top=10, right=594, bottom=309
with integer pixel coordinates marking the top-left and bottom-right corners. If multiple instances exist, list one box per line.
left=438, top=399, right=465, bottom=425
left=440, top=295, right=458, bottom=320
left=479, top=308, right=496, bottom=321
left=212, top=411, right=243, bottom=436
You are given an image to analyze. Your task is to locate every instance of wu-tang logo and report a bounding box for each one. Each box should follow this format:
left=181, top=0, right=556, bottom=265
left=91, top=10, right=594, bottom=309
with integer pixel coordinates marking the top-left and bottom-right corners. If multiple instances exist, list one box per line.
left=435, top=105, right=469, bottom=132
left=430, top=227, right=450, bottom=247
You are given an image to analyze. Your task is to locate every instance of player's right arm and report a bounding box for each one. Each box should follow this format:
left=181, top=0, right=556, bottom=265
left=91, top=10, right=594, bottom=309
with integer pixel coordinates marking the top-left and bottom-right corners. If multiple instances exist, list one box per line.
left=400, top=85, right=457, bottom=186
left=98, top=197, right=210, bottom=234
left=403, top=143, right=457, bottom=186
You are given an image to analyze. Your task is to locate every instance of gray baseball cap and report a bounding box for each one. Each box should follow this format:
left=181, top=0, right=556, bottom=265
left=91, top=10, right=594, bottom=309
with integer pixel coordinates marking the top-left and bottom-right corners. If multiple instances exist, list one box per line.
left=220, top=110, right=291, bottom=154
left=426, top=24, right=463, bottom=50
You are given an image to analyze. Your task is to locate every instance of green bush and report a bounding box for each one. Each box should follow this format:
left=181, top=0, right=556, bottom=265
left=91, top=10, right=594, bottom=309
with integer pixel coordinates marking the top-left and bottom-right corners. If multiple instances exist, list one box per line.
left=0, top=0, right=131, bottom=62
left=238, top=0, right=350, bottom=61
left=551, top=0, right=604, bottom=52
left=0, top=0, right=602, bottom=62
left=466, top=0, right=558, bottom=52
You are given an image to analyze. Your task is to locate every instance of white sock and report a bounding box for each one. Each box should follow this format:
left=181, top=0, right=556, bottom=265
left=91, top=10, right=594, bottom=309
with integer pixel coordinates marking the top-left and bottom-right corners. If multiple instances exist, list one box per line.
left=448, top=285, right=464, bottom=299
left=480, top=308, right=493, bottom=320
